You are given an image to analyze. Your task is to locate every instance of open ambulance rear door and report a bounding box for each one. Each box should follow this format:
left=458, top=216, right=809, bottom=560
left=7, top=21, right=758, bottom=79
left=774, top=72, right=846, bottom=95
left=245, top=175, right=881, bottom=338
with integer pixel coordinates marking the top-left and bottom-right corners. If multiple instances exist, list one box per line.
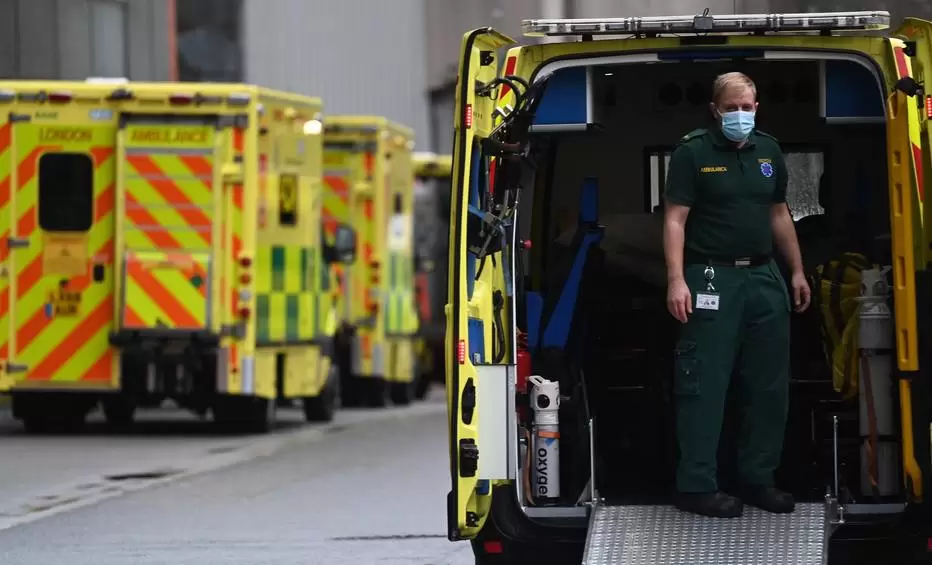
left=884, top=35, right=924, bottom=501
left=446, top=27, right=518, bottom=541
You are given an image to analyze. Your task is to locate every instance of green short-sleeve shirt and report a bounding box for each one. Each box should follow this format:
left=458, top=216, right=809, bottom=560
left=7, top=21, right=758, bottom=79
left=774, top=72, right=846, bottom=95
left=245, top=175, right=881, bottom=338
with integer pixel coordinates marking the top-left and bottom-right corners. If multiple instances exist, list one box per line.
left=663, top=127, right=787, bottom=258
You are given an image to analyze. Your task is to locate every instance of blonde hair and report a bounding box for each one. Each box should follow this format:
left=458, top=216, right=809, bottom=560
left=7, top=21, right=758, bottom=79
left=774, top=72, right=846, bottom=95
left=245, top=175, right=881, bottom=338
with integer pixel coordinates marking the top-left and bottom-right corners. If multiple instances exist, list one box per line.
left=712, top=72, right=757, bottom=104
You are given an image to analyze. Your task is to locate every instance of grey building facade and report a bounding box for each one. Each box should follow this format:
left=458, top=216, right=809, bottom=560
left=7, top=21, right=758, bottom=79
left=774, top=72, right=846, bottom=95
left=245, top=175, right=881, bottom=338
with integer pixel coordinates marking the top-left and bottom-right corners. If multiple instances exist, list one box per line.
left=0, top=0, right=175, bottom=81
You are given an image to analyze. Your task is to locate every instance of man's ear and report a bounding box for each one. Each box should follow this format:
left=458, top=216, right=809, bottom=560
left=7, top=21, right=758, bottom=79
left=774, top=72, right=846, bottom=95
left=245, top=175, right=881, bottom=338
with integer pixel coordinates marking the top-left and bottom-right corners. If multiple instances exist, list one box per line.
left=708, top=102, right=718, bottom=118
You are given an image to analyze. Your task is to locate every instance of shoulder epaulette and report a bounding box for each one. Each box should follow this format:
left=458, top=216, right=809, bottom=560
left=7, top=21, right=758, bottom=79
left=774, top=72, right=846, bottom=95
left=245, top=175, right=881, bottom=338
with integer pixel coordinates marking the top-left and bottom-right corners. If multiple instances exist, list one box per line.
left=753, top=129, right=779, bottom=143
left=677, top=128, right=707, bottom=146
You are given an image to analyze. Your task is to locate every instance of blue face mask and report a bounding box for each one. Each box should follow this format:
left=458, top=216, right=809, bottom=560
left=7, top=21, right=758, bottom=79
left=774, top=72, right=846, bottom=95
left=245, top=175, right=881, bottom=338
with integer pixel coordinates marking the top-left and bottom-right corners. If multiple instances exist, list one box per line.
left=720, top=110, right=755, bottom=142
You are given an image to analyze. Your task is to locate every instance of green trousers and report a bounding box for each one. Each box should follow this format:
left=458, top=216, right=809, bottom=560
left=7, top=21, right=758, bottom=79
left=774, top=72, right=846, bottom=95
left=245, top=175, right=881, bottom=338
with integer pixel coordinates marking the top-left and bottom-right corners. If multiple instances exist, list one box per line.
left=674, top=260, right=791, bottom=493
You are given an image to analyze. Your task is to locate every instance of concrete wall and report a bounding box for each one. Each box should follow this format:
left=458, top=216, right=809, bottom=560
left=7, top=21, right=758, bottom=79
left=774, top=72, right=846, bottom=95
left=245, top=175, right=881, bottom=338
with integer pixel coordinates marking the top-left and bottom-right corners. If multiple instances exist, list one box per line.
left=0, top=0, right=174, bottom=81
left=241, top=0, right=431, bottom=151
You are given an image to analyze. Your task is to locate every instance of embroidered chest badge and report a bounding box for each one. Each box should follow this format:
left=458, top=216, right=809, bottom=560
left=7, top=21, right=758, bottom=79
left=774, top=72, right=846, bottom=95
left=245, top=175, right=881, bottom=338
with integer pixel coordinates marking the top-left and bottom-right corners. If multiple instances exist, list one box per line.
left=759, top=160, right=774, bottom=178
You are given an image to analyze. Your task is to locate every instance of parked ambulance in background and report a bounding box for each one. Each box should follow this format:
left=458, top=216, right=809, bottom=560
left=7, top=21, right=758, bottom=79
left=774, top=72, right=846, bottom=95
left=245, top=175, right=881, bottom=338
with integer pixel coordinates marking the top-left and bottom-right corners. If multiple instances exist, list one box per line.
left=323, top=117, right=420, bottom=408
left=413, top=152, right=452, bottom=398
left=0, top=80, right=352, bottom=433
left=445, top=11, right=932, bottom=565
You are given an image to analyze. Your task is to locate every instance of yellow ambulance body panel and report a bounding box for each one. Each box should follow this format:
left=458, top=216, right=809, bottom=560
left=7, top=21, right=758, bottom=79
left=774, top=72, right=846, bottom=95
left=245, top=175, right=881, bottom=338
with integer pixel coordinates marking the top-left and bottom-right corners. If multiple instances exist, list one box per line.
left=323, top=116, right=419, bottom=407
left=0, top=80, right=341, bottom=432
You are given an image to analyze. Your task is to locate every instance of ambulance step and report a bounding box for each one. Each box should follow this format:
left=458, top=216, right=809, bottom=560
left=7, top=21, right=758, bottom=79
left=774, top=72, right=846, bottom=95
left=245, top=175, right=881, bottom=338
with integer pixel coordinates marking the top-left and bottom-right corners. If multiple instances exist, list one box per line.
left=582, top=502, right=827, bottom=565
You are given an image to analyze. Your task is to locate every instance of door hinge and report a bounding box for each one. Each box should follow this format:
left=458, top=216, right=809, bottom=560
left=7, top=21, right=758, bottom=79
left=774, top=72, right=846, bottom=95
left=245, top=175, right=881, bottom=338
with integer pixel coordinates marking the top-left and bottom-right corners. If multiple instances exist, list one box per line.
left=5, top=363, right=27, bottom=374
left=459, top=438, right=479, bottom=478
left=461, top=377, right=476, bottom=425
left=7, top=237, right=28, bottom=249
left=465, top=511, right=479, bottom=527
left=8, top=112, right=30, bottom=123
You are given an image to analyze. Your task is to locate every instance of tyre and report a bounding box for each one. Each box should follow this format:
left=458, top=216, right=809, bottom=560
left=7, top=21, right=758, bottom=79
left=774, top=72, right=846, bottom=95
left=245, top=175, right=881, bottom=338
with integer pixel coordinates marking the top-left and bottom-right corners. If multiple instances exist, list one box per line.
left=415, top=371, right=431, bottom=400
left=101, top=395, right=136, bottom=429
left=366, top=377, right=389, bottom=408
left=303, top=363, right=339, bottom=422
left=213, top=395, right=276, bottom=434
left=390, top=379, right=415, bottom=406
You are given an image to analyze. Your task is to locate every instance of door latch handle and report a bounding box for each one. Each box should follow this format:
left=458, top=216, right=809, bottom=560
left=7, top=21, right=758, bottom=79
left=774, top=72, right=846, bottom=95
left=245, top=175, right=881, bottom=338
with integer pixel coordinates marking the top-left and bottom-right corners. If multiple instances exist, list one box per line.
left=93, top=264, right=105, bottom=283
left=7, top=237, right=28, bottom=249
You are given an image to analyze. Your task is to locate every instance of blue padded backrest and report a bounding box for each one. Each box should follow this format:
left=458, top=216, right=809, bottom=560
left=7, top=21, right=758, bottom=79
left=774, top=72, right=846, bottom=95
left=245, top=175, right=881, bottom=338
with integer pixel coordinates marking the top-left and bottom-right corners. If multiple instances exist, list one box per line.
left=536, top=177, right=604, bottom=351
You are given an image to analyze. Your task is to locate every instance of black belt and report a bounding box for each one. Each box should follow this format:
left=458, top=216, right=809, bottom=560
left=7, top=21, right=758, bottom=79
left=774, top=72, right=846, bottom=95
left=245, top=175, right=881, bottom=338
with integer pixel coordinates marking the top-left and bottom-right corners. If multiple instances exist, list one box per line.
left=685, top=251, right=771, bottom=268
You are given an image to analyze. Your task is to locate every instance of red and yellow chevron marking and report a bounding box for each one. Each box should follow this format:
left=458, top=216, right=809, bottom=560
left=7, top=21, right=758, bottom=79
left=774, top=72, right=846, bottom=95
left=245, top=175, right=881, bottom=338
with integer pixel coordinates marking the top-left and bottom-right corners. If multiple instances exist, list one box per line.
left=322, top=174, right=350, bottom=238
left=1, top=126, right=118, bottom=385
left=355, top=196, right=376, bottom=319
left=223, top=128, right=246, bottom=369
left=121, top=150, right=216, bottom=331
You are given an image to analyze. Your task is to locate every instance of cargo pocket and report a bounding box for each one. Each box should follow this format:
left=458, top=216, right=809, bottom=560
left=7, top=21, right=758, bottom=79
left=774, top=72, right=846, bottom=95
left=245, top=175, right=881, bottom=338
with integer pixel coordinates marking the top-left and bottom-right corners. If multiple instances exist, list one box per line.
left=673, top=340, right=700, bottom=396
left=766, top=262, right=792, bottom=312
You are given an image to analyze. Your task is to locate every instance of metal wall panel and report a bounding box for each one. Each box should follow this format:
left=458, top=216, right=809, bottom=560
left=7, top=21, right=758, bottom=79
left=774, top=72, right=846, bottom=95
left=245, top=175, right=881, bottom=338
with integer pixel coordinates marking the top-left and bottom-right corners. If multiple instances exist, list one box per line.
left=0, top=0, right=172, bottom=80
left=242, top=0, right=431, bottom=150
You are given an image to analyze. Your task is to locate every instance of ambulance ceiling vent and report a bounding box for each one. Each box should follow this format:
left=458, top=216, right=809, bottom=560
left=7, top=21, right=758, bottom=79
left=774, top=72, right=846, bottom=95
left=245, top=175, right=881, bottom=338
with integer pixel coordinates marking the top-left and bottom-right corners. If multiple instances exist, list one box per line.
left=521, top=10, right=890, bottom=37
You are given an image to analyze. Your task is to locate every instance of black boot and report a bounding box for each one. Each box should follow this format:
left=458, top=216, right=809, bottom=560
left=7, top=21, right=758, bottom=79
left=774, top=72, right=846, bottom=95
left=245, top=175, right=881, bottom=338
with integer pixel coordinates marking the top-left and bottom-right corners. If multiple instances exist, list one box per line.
left=738, top=485, right=795, bottom=514
left=674, top=491, right=743, bottom=518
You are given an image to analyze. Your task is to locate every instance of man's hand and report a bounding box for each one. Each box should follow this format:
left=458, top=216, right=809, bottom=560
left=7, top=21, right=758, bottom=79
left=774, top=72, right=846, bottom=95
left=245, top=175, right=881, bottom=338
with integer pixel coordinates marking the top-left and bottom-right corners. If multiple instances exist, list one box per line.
left=667, top=277, right=692, bottom=323
left=790, top=271, right=811, bottom=312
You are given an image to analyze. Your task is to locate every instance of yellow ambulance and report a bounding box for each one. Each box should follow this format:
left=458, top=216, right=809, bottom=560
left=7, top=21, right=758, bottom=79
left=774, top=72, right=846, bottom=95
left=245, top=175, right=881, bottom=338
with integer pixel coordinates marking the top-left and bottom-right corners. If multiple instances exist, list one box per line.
left=0, top=80, right=352, bottom=433
left=412, top=152, right=452, bottom=398
left=323, top=117, right=419, bottom=407
left=445, top=10, right=932, bottom=565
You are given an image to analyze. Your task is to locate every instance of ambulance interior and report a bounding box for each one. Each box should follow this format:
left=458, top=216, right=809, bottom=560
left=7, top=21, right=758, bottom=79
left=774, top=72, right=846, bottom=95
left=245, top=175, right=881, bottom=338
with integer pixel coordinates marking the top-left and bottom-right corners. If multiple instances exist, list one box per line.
left=510, top=54, right=900, bottom=511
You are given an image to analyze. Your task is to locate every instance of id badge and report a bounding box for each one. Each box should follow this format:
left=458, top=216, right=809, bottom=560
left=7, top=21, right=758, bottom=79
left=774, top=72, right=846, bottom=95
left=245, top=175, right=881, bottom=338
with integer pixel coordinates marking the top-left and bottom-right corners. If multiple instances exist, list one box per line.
left=696, top=292, right=720, bottom=311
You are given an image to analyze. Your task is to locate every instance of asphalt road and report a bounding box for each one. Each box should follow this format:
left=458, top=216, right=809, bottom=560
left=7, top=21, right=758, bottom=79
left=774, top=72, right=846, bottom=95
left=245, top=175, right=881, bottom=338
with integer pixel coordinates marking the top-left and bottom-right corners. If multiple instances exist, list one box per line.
left=0, top=392, right=474, bottom=565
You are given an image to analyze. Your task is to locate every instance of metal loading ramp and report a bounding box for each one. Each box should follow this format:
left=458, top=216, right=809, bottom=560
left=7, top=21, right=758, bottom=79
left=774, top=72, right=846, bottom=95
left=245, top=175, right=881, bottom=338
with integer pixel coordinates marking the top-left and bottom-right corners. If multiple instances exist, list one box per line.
left=582, top=503, right=827, bottom=565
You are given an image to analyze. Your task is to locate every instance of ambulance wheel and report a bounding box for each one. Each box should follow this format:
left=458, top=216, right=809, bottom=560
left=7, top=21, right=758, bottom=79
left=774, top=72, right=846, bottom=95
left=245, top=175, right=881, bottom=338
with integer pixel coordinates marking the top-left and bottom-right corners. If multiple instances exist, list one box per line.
left=101, top=395, right=136, bottom=429
left=17, top=399, right=90, bottom=434
left=245, top=397, right=276, bottom=433
left=365, top=377, right=389, bottom=408
left=340, top=374, right=363, bottom=408
left=414, top=372, right=431, bottom=400
left=303, top=364, right=339, bottom=423
left=213, top=395, right=276, bottom=434
left=390, top=380, right=415, bottom=406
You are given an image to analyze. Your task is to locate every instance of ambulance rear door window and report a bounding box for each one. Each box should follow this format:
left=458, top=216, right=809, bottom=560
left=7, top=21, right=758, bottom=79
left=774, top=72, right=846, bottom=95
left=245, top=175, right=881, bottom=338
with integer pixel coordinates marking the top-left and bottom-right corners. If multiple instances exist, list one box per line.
left=38, top=152, right=94, bottom=232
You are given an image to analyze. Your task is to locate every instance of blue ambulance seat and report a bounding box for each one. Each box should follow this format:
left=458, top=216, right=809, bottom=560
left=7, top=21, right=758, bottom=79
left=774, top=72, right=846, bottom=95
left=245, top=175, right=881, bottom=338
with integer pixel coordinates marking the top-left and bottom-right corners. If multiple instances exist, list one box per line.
left=527, top=177, right=604, bottom=353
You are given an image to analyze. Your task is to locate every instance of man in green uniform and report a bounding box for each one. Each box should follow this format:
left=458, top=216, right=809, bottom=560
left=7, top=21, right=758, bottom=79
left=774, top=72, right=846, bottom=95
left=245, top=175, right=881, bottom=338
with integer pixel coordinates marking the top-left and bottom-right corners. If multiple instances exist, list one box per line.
left=663, top=72, right=811, bottom=518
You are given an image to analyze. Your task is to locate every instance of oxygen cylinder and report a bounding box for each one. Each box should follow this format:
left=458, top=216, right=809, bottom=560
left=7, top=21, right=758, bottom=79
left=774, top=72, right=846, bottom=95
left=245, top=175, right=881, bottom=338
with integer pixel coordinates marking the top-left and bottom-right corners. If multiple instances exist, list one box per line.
left=528, top=375, right=561, bottom=503
left=857, top=266, right=899, bottom=497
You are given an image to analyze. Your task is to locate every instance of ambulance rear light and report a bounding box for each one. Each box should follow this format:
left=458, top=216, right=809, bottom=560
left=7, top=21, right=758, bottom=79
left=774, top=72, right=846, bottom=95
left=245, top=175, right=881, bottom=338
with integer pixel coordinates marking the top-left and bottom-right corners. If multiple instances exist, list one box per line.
left=926, top=95, right=932, bottom=119
left=483, top=541, right=504, bottom=554
left=238, top=290, right=252, bottom=302
left=170, top=93, right=196, bottom=105
left=239, top=256, right=253, bottom=268
left=240, top=273, right=252, bottom=284
left=521, top=10, right=890, bottom=37
left=47, top=91, right=73, bottom=103
left=464, top=104, right=474, bottom=129
left=458, top=340, right=467, bottom=364
left=238, top=306, right=251, bottom=319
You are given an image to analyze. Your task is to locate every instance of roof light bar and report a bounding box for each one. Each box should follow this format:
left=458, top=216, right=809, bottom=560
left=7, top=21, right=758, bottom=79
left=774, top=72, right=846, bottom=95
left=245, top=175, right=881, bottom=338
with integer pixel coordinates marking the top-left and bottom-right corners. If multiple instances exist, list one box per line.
left=521, top=10, right=890, bottom=37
